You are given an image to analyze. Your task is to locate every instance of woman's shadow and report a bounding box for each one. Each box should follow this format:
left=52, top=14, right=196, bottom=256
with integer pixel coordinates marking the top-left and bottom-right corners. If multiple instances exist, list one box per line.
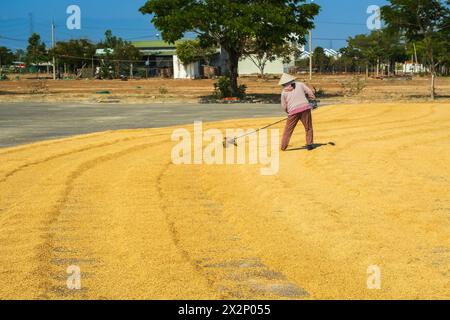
left=286, top=142, right=336, bottom=152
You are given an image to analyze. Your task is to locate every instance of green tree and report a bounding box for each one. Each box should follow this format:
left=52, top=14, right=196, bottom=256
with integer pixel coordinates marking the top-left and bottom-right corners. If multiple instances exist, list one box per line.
left=348, top=33, right=381, bottom=75
left=176, top=40, right=217, bottom=65
left=381, top=0, right=450, bottom=99
left=246, top=40, right=300, bottom=77
left=50, top=39, right=96, bottom=74
left=26, top=33, right=47, bottom=72
left=0, top=47, right=14, bottom=67
left=345, top=30, right=407, bottom=77
left=13, top=49, right=26, bottom=62
left=140, top=0, right=320, bottom=97
left=98, top=30, right=142, bottom=78
left=312, top=47, right=330, bottom=73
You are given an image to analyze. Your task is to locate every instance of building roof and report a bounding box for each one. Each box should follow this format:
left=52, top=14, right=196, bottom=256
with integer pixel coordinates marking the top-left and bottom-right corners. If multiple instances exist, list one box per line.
left=132, top=40, right=186, bottom=49
left=298, top=48, right=341, bottom=60
left=324, top=48, right=340, bottom=57
left=141, top=49, right=177, bottom=57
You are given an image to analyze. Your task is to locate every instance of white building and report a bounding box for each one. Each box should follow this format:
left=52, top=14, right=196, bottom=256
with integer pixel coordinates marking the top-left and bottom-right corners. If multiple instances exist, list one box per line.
left=324, top=48, right=340, bottom=58
left=238, top=57, right=295, bottom=75
left=298, top=48, right=340, bottom=60
left=401, top=61, right=428, bottom=74
left=173, top=55, right=200, bottom=79
left=298, top=51, right=311, bottom=60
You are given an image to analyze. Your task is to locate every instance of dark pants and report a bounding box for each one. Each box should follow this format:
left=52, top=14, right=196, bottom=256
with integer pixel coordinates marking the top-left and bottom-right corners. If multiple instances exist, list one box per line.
left=281, top=109, right=314, bottom=151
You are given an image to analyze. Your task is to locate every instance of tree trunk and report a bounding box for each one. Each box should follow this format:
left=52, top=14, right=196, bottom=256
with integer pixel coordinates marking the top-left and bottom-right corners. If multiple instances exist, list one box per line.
left=226, top=49, right=240, bottom=97
left=431, top=72, right=436, bottom=101
left=376, top=58, right=380, bottom=77
left=260, top=65, right=265, bottom=78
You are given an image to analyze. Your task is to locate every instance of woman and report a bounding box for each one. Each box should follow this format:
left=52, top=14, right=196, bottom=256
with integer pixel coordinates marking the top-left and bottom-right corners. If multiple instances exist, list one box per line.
left=279, top=73, right=316, bottom=151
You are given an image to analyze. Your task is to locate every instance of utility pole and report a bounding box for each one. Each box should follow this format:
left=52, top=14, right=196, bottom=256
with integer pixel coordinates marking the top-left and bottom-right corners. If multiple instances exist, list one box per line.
left=309, top=0, right=314, bottom=80
left=309, top=30, right=313, bottom=80
left=52, top=21, right=56, bottom=80
left=413, top=43, right=419, bottom=73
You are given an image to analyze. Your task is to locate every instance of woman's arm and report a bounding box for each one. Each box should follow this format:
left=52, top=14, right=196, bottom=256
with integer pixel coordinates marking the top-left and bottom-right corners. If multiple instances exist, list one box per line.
left=281, top=92, right=288, bottom=113
left=302, top=83, right=316, bottom=100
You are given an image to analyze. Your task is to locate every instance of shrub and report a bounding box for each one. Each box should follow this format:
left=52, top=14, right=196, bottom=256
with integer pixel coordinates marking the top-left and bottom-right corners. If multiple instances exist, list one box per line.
left=159, top=86, right=168, bottom=95
left=213, top=76, right=247, bottom=99
left=28, top=80, right=49, bottom=94
left=340, top=76, right=366, bottom=96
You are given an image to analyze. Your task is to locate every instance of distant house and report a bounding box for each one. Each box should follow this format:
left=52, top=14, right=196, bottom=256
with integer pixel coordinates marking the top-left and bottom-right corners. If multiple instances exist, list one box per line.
left=298, top=51, right=311, bottom=60
left=95, top=48, right=114, bottom=56
left=132, top=39, right=301, bottom=78
left=298, top=48, right=340, bottom=60
left=401, top=61, right=428, bottom=74
left=238, top=44, right=301, bottom=75
left=238, top=56, right=295, bottom=75
left=133, top=40, right=187, bottom=78
left=12, top=61, right=26, bottom=70
left=30, top=62, right=54, bottom=73
left=324, top=48, right=340, bottom=58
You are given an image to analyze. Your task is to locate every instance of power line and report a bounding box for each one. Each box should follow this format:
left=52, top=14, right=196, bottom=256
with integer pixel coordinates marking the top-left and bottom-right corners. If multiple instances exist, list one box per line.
left=0, top=35, right=28, bottom=42
left=55, top=54, right=175, bottom=63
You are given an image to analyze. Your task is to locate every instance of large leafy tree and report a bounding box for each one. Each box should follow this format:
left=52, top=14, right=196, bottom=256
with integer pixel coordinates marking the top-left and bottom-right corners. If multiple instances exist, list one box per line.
left=98, top=30, right=142, bottom=78
left=176, top=40, right=217, bottom=65
left=337, top=46, right=366, bottom=73
left=312, top=47, right=331, bottom=73
left=246, top=40, right=300, bottom=77
left=26, top=33, right=47, bottom=69
left=347, top=30, right=407, bottom=76
left=381, top=0, right=450, bottom=99
left=13, top=49, right=26, bottom=62
left=348, top=33, right=383, bottom=75
left=50, top=39, right=96, bottom=73
left=140, top=0, right=320, bottom=96
left=98, top=30, right=142, bottom=62
left=0, top=46, right=14, bottom=67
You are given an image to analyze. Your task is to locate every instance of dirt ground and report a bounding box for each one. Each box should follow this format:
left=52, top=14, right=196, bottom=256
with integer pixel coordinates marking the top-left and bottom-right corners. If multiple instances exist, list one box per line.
left=0, top=74, right=449, bottom=104
left=0, top=102, right=449, bottom=299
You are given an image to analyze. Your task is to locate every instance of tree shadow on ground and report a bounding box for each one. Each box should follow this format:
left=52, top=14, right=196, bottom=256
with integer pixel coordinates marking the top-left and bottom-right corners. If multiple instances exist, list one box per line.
left=317, top=93, right=343, bottom=99
left=285, top=142, right=336, bottom=152
left=199, top=92, right=344, bottom=104
left=0, top=91, right=26, bottom=95
left=199, top=93, right=282, bottom=104
left=402, top=94, right=450, bottom=99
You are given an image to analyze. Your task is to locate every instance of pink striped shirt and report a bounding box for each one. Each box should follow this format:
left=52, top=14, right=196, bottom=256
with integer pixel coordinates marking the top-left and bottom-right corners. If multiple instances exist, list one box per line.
left=281, top=82, right=316, bottom=116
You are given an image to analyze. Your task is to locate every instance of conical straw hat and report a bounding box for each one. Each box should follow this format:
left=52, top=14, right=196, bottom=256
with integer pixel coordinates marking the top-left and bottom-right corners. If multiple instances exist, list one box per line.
left=278, top=73, right=297, bottom=86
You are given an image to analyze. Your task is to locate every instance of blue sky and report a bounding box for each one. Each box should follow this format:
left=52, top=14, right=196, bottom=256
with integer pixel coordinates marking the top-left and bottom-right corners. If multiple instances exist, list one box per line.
left=0, top=0, right=388, bottom=51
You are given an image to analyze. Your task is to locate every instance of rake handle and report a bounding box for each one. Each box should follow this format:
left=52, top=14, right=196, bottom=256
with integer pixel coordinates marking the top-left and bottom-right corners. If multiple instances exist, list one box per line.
left=231, top=100, right=320, bottom=141
left=233, top=117, right=288, bottom=141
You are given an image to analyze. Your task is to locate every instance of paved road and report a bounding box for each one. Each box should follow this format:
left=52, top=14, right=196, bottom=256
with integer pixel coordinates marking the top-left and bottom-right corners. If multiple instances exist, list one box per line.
left=0, top=102, right=286, bottom=148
